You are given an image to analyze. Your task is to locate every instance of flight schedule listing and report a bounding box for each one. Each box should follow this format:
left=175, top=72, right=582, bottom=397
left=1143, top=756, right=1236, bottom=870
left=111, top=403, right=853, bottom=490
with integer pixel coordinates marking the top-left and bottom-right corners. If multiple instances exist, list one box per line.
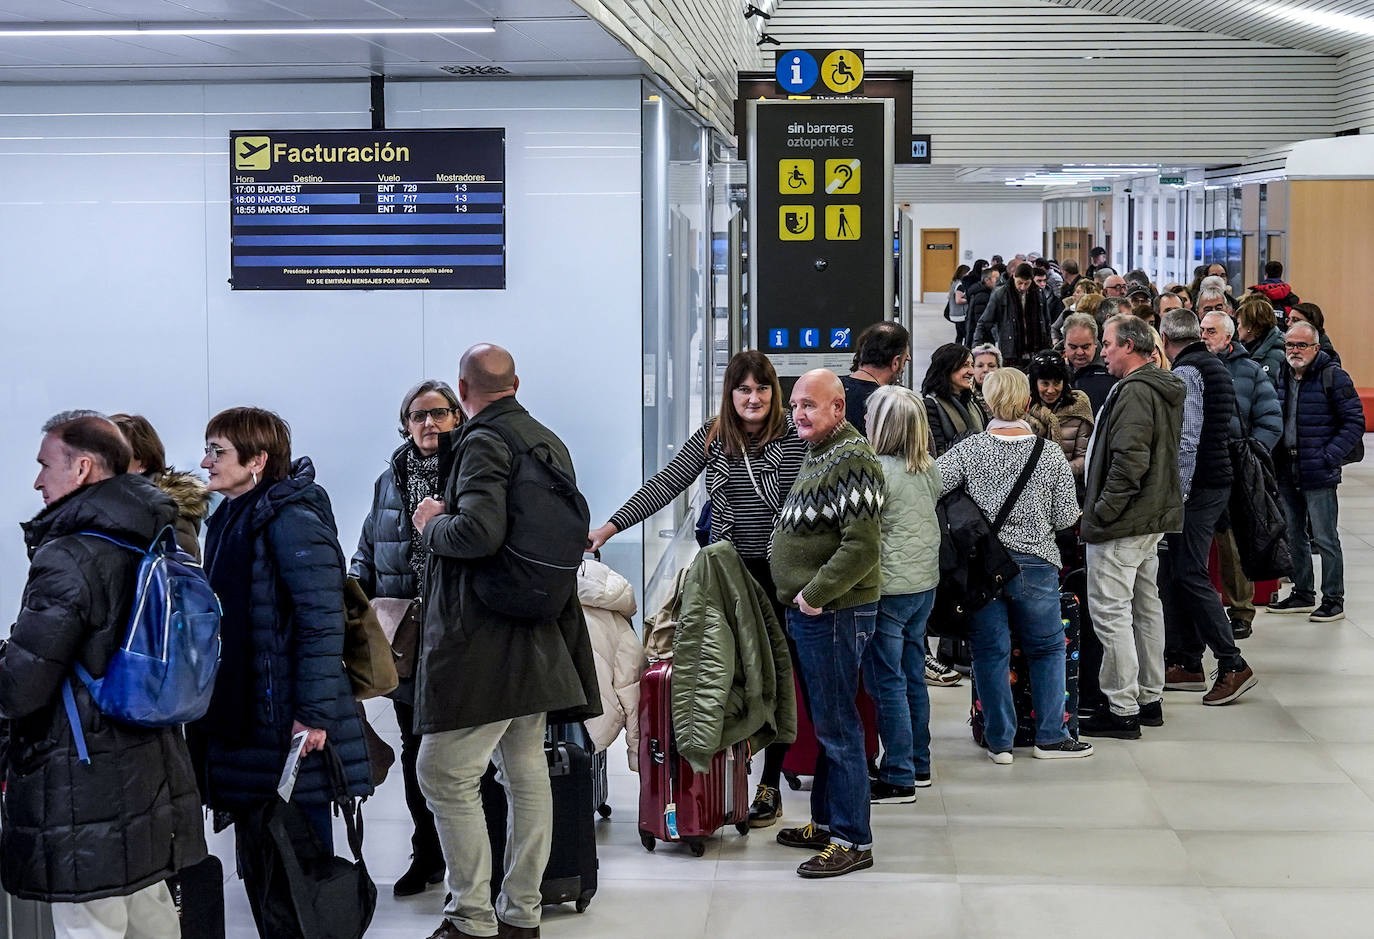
left=229, top=128, right=505, bottom=290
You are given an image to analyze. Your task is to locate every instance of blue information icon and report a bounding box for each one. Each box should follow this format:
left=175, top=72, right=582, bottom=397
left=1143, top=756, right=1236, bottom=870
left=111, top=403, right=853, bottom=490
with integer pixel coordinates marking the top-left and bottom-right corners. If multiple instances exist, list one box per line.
left=768, top=329, right=789, bottom=349
left=800, top=328, right=821, bottom=349
left=829, top=328, right=851, bottom=349
left=776, top=51, right=819, bottom=94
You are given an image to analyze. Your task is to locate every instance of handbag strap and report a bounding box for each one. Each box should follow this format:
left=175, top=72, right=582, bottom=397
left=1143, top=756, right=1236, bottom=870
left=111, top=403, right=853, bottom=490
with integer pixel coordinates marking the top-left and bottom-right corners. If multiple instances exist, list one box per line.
left=323, top=742, right=367, bottom=864
left=990, top=436, right=1046, bottom=533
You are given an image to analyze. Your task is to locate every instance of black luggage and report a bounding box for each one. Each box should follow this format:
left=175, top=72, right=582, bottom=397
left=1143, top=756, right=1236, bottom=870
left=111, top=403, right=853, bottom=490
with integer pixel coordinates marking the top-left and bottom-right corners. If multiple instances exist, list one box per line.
left=482, top=722, right=599, bottom=913
left=172, top=855, right=227, bottom=939
left=1063, top=568, right=1106, bottom=717
left=971, top=590, right=1081, bottom=748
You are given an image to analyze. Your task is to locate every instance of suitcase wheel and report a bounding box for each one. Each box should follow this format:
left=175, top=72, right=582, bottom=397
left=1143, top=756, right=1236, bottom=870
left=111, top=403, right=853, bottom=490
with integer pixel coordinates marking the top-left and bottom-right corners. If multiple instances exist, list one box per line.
left=783, top=771, right=802, bottom=791
left=687, top=839, right=707, bottom=858
left=639, top=830, right=656, bottom=852
left=575, top=890, right=594, bottom=913
left=735, top=821, right=750, bottom=836
left=597, top=802, right=613, bottom=819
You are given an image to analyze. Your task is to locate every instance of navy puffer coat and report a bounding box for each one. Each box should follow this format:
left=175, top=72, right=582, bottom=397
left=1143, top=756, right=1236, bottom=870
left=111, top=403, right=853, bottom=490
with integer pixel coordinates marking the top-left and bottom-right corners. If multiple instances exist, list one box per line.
left=1222, top=340, right=1282, bottom=451
left=195, top=458, right=372, bottom=809
left=349, top=443, right=417, bottom=601
left=1275, top=352, right=1366, bottom=490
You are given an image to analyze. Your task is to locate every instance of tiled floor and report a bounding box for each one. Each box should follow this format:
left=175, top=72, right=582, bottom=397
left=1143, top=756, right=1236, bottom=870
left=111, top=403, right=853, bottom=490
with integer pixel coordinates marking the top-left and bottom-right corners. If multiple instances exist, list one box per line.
left=215, top=305, right=1374, bottom=937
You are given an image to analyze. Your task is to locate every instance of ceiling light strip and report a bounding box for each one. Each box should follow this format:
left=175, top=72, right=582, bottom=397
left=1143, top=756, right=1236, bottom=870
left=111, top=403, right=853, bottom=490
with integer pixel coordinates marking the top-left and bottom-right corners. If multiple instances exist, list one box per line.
left=0, top=24, right=496, bottom=38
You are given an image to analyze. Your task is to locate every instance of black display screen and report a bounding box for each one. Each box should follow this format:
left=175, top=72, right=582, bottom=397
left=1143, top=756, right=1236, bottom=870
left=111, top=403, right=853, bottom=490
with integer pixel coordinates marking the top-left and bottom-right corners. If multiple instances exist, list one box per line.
left=229, top=128, right=505, bottom=290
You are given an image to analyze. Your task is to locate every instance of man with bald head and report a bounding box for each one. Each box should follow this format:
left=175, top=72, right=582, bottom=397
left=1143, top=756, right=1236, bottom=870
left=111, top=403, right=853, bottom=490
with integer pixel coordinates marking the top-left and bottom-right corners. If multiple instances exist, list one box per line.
left=412, top=343, right=600, bottom=939
left=770, top=369, right=884, bottom=879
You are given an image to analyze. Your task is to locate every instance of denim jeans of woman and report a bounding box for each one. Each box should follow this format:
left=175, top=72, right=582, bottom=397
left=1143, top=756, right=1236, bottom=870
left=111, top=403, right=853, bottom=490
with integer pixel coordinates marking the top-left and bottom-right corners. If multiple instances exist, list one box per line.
left=968, top=554, right=1069, bottom=752
left=862, top=590, right=935, bottom=786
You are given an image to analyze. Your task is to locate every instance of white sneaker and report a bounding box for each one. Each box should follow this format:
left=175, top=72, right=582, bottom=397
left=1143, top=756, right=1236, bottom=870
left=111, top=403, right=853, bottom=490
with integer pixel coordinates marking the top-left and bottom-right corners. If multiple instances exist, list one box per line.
left=924, top=654, right=962, bottom=686
left=988, top=750, right=1013, bottom=765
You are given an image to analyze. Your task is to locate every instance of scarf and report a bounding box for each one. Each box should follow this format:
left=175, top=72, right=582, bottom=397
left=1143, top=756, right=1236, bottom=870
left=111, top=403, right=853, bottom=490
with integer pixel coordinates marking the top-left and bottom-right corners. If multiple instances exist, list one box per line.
left=199, top=478, right=270, bottom=747
left=403, top=447, right=442, bottom=598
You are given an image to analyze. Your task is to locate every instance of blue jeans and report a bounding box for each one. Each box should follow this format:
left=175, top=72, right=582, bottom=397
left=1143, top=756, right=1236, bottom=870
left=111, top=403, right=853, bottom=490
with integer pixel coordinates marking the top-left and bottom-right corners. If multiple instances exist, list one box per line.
left=968, top=554, right=1069, bottom=751
left=787, top=602, right=877, bottom=850
left=1279, top=483, right=1343, bottom=604
left=862, top=590, right=935, bottom=786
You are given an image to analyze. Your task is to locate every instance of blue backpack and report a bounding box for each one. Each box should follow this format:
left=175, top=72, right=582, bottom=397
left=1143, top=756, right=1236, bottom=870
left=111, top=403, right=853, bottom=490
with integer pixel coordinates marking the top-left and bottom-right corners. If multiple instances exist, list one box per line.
left=61, top=527, right=222, bottom=763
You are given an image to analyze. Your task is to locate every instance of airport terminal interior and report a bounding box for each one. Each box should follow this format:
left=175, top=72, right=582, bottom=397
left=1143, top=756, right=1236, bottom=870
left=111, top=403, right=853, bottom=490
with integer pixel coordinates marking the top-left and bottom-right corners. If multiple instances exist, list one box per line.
left=2, top=0, right=1374, bottom=937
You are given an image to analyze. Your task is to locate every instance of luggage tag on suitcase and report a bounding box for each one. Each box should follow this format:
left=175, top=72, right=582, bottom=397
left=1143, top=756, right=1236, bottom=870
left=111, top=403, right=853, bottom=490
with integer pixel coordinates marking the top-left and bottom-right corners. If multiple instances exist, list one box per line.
left=665, top=802, right=679, bottom=840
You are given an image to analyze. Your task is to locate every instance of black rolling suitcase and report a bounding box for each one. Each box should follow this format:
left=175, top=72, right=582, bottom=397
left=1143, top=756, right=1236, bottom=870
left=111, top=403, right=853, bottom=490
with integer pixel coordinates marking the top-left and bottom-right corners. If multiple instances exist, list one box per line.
left=971, top=590, right=1081, bottom=747
left=171, top=855, right=227, bottom=939
left=481, top=722, right=598, bottom=913
left=1063, top=568, right=1106, bottom=717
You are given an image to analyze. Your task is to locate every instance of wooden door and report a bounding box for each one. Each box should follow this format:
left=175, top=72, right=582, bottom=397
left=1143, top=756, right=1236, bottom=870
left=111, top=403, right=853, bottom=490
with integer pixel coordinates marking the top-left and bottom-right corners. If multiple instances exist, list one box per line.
left=920, top=229, right=959, bottom=296
left=1053, top=227, right=1092, bottom=271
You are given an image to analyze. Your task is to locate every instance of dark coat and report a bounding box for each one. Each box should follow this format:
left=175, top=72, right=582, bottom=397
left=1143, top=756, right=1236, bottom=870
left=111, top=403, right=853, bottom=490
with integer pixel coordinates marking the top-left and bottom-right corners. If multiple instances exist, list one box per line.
left=1072, top=359, right=1117, bottom=415
left=0, top=475, right=206, bottom=902
left=416, top=397, right=601, bottom=734
left=924, top=390, right=985, bottom=458
left=349, top=443, right=418, bottom=602
left=1172, top=341, right=1237, bottom=491
left=1275, top=352, right=1366, bottom=490
left=195, top=458, right=372, bottom=809
left=965, top=280, right=993, bottom=332
left=1248, top=326, right=1285, bottom=386
left=973, top=283, right=1051, bottom=363
left=1081, top=365, right=1187, bottom=543
left=1222, top=340, right=1283, bottom=451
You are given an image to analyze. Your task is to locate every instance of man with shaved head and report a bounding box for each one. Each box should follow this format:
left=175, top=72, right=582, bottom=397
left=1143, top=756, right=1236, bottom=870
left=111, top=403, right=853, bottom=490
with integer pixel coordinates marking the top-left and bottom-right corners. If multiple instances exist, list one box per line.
left=412, top=343, right=600, bottom=939
left=770, top=369, right=884, bottom=879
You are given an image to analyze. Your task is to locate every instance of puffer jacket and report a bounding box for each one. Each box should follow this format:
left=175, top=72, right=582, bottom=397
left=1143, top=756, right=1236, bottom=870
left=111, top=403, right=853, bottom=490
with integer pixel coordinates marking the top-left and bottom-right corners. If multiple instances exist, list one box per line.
left=1248, top=326, right=1285, bottom=385
left=1275, top=352, right=1366, bottom=490
left=670, top=541, right=796, bottom=773
left=1082, top=365, right=1187, bottom=543
left=965, top=280, right=993, bottom=330
left=1222, top=340, right=1283, bottom=451
left=154, top=469, right=210, bottom=562
left=194, top=458, right=373, bottom=809
left=1171, top=341, right=1236, bottom=492
left=875, top=455, right=941, bottom=595
left=0, top=474, right=206, bottom=902
left=349, top=443, right=417, bottom=601
left=1031, top=389, right=1094, bottom=480
left=577, top=557, right=646, bottom=769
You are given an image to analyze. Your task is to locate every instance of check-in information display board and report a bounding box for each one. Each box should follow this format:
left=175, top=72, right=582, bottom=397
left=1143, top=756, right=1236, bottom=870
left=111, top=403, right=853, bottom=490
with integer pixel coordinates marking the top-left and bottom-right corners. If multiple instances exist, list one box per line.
left=748, top=100, right=893, bottom=375
left=229, top=129, right=505, bottom=290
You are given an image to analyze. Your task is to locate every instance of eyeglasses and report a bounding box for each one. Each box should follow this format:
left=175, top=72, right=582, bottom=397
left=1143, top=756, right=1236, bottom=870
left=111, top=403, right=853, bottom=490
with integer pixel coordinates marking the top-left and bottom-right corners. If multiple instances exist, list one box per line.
left=203, top=444, right=234, bottom=461
left=407, top=406, right=457, bottom=424
left=1284, top=341, right=1316, bottom=351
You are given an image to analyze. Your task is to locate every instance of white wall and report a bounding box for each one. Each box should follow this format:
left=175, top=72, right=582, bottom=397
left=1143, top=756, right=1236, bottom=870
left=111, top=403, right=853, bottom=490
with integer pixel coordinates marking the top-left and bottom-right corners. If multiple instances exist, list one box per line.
left=0, top=78, right=644, bottom=620
left=907, top=202, right=1045, bottom=303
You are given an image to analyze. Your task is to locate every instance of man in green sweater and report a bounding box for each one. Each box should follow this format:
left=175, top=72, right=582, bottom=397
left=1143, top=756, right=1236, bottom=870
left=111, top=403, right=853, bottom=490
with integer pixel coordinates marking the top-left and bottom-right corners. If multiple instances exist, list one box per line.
left=770, top=368, right=883, bottom=879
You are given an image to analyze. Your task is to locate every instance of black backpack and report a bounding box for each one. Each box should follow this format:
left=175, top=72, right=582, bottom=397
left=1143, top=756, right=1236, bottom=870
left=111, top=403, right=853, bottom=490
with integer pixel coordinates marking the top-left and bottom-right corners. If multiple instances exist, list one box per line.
left=1320, top=366, right=1365, bottom=465
left=468, top=419, right=591, bottom=621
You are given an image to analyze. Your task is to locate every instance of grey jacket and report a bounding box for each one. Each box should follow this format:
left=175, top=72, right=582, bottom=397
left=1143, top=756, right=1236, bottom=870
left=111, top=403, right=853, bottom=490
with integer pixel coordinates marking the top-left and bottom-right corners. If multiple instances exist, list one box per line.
left=1222, top=340, right=1283, bottom=451
left=876, top=455, right=942, bottom=595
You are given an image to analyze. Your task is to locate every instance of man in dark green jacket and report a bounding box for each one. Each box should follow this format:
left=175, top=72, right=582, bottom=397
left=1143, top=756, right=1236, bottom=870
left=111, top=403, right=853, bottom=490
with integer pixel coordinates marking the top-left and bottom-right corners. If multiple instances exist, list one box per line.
left=1080, top=315, right=1186, bottom=741
left=412, top=344, right=600, bottom=939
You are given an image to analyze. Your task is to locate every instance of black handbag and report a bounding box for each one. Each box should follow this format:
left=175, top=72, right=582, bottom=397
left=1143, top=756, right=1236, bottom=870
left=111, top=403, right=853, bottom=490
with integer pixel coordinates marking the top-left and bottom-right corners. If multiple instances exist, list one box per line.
left=929, top=436, right=1045, bottom=639
left=251, top=744, right=377, bottom=939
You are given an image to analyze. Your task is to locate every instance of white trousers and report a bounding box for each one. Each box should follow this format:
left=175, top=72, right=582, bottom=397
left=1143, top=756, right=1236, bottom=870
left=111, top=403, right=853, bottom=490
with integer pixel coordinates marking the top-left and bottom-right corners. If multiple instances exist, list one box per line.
left=50, top=881, right=180, bottom=939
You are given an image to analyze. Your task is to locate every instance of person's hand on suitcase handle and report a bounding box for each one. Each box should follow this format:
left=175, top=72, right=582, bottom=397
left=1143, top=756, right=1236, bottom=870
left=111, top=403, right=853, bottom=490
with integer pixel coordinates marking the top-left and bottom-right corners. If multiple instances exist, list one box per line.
left=795, top=592, right=823, bottom=616
left=292, top=720, right=328, bottom=754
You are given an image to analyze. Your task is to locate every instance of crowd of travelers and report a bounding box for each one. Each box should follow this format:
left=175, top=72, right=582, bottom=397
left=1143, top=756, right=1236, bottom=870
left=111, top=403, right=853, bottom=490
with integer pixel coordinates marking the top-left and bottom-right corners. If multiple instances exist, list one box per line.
left=1, top=249, right=1367, bottom=937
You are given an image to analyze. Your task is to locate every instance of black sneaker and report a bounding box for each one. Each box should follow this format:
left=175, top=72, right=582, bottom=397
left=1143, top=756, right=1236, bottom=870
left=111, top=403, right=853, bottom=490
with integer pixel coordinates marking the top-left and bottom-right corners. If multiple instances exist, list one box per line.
left=776, top=822, right=831, bottom=850
left=1231, top=617, right=1253, bottom=640
left=1138, top=700, right=1164, bottom=727
left=1310, top=601, right=1345, bottom=623
left=1032, top=739, right=1095, bottom=759
left=797, top=843, right=874, bottom=879
left=393, top=857, right=445, bottom=897
left=1079, top=710, right=1142, bottom=739
left=748, top=783, right=782, bottom=829
left=869, top=780, right=917, bottom=804
left=1268, top=594, right=1317, bottom=614
left=914, top=772, right=932, bottom=789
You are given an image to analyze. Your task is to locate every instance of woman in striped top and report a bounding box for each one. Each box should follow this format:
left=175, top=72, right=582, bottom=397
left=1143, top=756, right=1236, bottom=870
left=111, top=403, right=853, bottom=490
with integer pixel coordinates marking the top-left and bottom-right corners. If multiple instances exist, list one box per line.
left=588, top=349, right=806, bottom=827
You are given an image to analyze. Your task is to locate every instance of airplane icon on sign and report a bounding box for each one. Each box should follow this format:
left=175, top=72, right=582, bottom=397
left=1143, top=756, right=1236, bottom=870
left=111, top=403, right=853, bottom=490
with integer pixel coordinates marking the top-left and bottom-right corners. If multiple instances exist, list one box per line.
left=234, top=135, right=272, bottom=169
left=239, top=140, right=267, bottom=159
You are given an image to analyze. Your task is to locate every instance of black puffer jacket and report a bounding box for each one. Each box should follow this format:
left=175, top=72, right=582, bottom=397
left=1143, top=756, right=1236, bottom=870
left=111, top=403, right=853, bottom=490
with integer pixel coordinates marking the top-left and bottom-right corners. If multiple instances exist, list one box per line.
left=350, top=443, right=417, bottom=601
left=0, top=475, right=207, bottom=902
left=195, top=459, right=372, bottom=809
left=1171, top=341, right=1237, bottom=492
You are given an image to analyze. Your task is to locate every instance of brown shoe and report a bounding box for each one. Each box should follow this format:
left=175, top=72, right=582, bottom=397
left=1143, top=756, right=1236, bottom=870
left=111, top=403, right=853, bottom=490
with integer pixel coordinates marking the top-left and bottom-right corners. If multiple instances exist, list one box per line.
left=427, top=921, right=489, bottom=939
left=797, top=842, right=874, bottom=878
left=1202, top=666, right=1258, bottom=706
left=1164, top=665, right=1207, bottom=692
left=497, top=920, right=541, bottom=939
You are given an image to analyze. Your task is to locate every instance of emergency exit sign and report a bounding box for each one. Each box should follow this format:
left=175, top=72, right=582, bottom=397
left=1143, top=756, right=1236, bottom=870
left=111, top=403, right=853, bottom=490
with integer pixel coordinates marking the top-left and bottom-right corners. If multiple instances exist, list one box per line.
left=1160, top=175, right=1186, bottom=185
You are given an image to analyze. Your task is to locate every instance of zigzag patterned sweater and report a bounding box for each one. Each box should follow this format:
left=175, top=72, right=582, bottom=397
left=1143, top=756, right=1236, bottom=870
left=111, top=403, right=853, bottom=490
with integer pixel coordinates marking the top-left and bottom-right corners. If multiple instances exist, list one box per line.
left=769, top=421, right=884, bottom=611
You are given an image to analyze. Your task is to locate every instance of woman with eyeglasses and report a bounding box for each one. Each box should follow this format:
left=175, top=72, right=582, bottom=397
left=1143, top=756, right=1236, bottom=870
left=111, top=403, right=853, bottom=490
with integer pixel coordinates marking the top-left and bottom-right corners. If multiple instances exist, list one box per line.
left=193, top=407, right=372, bottom=935
left=349, top=380, right=461, bottom=897
left=587, top=349, right=805, bottom=829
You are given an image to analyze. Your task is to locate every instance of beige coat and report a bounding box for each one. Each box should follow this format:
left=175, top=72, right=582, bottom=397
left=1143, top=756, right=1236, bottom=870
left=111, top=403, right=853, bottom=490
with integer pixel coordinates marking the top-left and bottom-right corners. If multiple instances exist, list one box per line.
left=577, top=558, right=646, bottom=769
left=1031, top=389, right=1095, bottom=481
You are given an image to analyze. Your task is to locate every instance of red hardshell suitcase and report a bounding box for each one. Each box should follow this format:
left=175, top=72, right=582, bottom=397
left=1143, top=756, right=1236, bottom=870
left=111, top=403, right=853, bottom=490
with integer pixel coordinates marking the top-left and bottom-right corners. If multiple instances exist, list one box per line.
left=637, top=659, right=751, bottom=857
left=780, top=671, right=879, bottom=790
